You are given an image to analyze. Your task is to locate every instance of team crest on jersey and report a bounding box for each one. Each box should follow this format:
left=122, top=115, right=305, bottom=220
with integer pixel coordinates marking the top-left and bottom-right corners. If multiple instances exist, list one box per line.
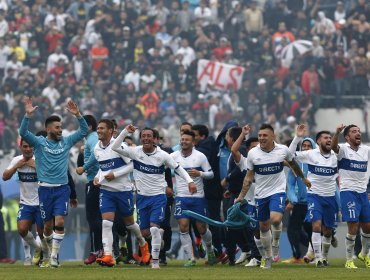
left=347, top=201, right=356, bottom=209
left=308, top=202, right=314, bottom=210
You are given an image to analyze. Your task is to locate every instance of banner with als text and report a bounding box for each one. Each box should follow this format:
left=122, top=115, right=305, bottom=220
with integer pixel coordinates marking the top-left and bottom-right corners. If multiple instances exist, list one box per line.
left=197, top=59, right=245, bottom=92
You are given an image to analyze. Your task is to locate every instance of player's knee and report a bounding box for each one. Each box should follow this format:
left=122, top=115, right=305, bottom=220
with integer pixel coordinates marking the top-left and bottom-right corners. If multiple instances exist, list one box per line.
left=17, top=227, right=28, bottom=237
left=150, top=226, right=160, bottom=238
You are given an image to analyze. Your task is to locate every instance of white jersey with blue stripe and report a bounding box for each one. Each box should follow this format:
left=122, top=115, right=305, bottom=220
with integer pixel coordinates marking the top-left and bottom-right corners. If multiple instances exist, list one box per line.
left=336, top=143, right=370, bottom=193
left=293, top=148, right=338, bottom=197
left=171, top=148, right=213, bottom=198
left=93, top=139, right=133, bottom=192
left=246, top=143, right=293, bottom=199
left=7, top=155, right=39, bottom=206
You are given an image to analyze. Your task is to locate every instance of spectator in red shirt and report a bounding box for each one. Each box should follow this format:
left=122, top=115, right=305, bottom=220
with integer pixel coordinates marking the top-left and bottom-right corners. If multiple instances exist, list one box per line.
left=301, top=63, right=321, bottom=110
left=90, top=39, right=109, bottom=72
left=334, top=49, right=350, bottom=109
left=212, top=37, right=233, bottom=62
left=44, top=24, right=64, bottom=53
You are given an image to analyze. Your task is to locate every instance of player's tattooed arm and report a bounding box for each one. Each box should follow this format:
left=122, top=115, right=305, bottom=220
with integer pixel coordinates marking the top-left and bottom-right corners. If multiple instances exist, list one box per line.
left=235, top=170, right=254, bottom=203
left=288, top=158, right=311, bottom=188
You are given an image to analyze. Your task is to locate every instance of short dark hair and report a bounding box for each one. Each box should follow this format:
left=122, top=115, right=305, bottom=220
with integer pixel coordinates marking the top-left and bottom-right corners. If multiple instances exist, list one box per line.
left=182, top=130, right=195, bottom=138
left=246, top=137, right=259, bottom=149
left=139, top=127, right=155, bottom=138
left=20, top=138, right=29, bottom=145
left=84, top=115, right=97, bottom=131
left=315, top=130, right=331, bottom=142
left=343, top=124, right=358, bottom=137
left=192, top=124, right=209, bottom=138
left=98, top=119, right=114, bottom=130
left=111, top=119, right=118, bottom=129
left=259, top=123, right=274, bottom=133
left=152, top=128, right=160, bottom=139
left=45, top=115, right=61, bottom=128
left=181, top=121, right=192, bottom=128
left=228, top=127, right=242, bottom=142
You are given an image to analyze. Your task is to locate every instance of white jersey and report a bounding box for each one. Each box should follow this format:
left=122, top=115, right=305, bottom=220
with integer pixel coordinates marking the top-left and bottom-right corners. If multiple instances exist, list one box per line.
left=94, top=138, right=133, bottom=192
left=293, top=148, right=338, bottom=197
left=236, top=154, right=256, bottom=206
left=336, top=143, right=370, bottom=193
left=112, top=129, right=194, bottom=196
left=7, top=155, right=39, bottom=206
left=246, top=143, right=293, bottom=199
left=171, top=148, right=213, bottom=198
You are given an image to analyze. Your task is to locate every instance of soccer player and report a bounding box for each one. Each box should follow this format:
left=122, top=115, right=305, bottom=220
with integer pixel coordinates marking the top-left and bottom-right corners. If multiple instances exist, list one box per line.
left=171, top=130, right=216, bottom=267
left=332, top=124, right=370, bottom=268
left=2, top=139, right=44, bottom=266
left=75, top=115, right=102, bottom=265
left=77, top=119, right=150, bottom=267
left=289, top=124, right=338, bottom=267
left=19, top=97, right=88, bottom=268
left=112, top=125, right=196, bottom=269
left=229, top=125, right=261, bottom=267
left=235, top=124, right=310, bottom=269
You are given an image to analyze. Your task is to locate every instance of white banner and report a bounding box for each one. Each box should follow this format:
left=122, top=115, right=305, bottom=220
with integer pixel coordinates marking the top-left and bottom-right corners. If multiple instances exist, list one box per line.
left=197, top=59, right=245, bottom=92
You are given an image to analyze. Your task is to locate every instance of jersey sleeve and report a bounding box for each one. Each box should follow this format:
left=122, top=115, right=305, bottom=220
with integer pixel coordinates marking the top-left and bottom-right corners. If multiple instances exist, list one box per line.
left=335, top=144, right=346, bottom=160
left=284, top=145, right=293, bottom=161
left=111, top=129, right=136, bottom=159
left=200, top=154, right=214, bottom=179
left=293, top=150, right=311, bottom=164
left=6, top=157, right=18, bottom=170
left=246, top=152, right=254, bottom=171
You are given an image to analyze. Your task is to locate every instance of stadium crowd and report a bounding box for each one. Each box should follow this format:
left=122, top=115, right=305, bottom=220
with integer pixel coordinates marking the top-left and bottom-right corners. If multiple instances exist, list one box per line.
left=0, top=0, right=369, bottom=156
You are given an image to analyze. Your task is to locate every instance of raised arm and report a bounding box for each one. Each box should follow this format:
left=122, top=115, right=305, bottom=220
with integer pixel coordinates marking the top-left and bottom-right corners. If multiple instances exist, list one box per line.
left=19, top=97, right=41, bottom=147
left=111, top=125, right=136, bottom=158
left=331, top=124, right=345, bottom=154
left=65, top=100, right=88, bottom=145
left=231, top=124, right=250, bottom=164
left=289, top=124, right=306, bottom=155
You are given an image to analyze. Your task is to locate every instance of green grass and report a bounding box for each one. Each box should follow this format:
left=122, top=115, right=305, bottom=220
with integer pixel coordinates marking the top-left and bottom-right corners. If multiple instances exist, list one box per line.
left=0, top=259, right=368, bottom=280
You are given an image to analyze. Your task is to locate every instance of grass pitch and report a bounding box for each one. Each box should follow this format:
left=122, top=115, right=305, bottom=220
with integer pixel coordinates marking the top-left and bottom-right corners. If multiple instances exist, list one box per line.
left=0, top=259, right=368, bottom=280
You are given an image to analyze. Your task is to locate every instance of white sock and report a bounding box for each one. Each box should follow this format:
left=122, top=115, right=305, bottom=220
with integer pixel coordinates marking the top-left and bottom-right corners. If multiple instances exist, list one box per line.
left=35, top=235, right=41, bottom=248
left=307, top=243, right=314, bottom=255
left=126, top=223, right=145, bottom=246
left=361, top=232, right=370, bottom=256
left=345, top=234, right=356, bottom=261
left=322, top=236, right=331, bottom=260
left=22, top=239, right=31, bottom=259
left=260, top=230, right=272, bottom=258
left=118, top=233, right=128, bottom=248
left=200, top=229, right=213, bottom=252
left=271, top=222, right=282, bottom=247
left=312, top=232, right=322, bottom=260
left=51, top=232, right=64, bottom=259
left=23, top=231, right=40, bottom=249
left=102, top=220, right=114, bottom=255
left=43, top=233, right=53, bottom=253
left=40, top=237, right=49, bottom=259
left=254, top=236, right=266, bottom=258
left=150, top=227, right=161, bottom=261
left=180, top=232, right=194, bottom=261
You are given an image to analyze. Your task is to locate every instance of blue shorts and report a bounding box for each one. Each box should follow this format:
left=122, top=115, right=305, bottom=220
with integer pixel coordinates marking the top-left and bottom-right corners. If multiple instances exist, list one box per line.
left=38, top=185, right=71, bottom=222
left=99, top=189, right=134, bottom=217
left=174, top=197, right=208, bottom=220
left=17, top=204, right=43, bottom=227
left=246, top=203, right=259, bottom=230
left=255, top=192, right=286, bottom=222
left=136, top=194, right=167, bottom=230
left=306, top=193, right=338, bottom=228
left=341, top=191, right=370, bottom=223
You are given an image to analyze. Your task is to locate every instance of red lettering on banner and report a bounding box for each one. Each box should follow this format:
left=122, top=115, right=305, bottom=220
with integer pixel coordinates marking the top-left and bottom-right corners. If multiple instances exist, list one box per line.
left=198, top=61, right=215, bottom=82
left=214, top=65, right=224, bottom=89
left=229, top=67, right=243, bottom=89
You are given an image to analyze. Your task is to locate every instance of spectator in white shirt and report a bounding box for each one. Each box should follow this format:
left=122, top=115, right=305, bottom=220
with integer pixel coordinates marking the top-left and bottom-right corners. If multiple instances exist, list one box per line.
left=176, top=38, right=196, bottom=68
left=0, top=10, right=8, bottom=38
left=47, top=46, right=69, bottom=71
left=124, top=65, right=141, bottom=92
left=42, top=80, right=60, bottom=107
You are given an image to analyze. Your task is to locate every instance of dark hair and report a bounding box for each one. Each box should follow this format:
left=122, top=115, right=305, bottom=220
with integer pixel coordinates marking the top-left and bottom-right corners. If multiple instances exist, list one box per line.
left=315, top=130, right=331, bottom=142
left=259, top=123, right=274, bottom=133
left=228, top=127, right=242, bottom=142
left=84, top=115, right=97, bottom=131
left=45, top=115, right=61, bottom=128
left=111, top=119, right=118, bottom=129
left=181, top=121, right=192, bottom=128
left=98, top=119, right=114, bottom=130
left=246, top=137, right=259, bottom=149
left=20, top=138, right=29, bottom=145
left=182, top=130, right=195, bottom=138
left=192, top=124, right=209, bottom=138
left=343, top=124, right=358, bottom=137
left=152, top=128, right=160, bottom=139
left=124, top=136, right=133, bottom=141
left=35, top=130, right=47, bottom=137
left=139, top=127, right=155, bottom=138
